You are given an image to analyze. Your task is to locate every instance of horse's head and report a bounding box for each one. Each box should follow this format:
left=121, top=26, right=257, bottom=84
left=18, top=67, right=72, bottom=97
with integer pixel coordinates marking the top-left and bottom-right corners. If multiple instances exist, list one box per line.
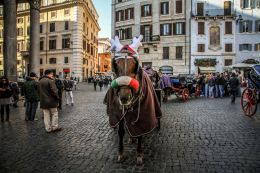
left=110, top=35, right=143, bottom=106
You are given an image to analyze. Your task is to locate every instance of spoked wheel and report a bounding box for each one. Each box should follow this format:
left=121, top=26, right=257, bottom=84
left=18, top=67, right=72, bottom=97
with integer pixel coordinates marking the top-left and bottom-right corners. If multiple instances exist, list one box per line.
left=241, top=88, right=258, bottom=117
left=182, top=88, right=190, bottom=102
left=195, top=85, right=201, bottom=98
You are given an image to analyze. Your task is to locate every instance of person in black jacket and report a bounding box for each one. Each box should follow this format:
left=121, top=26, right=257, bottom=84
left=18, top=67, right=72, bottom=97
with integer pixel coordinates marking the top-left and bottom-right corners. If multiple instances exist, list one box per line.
left=63, top=76, right=74, bottom=106
left=229, top=73, right=240, bottom=103
left=0, top=76, right=13, bottom=122
left=55, top=75, right=64, bottom=110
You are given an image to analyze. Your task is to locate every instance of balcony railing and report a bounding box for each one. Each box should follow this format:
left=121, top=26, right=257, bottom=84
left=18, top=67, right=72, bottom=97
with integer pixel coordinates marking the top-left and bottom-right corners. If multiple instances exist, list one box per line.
left=195, top=9, right=235, bottom=17
left=143, top=35, right=160, bottom=43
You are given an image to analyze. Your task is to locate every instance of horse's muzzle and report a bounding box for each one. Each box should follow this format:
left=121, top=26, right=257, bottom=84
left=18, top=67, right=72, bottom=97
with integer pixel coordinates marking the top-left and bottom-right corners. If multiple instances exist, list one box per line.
left=118, top=86, right=133, bottom=106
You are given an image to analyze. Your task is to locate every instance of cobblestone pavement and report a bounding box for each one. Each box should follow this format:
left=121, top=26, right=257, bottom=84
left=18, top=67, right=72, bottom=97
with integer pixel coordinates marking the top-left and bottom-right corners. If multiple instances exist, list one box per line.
left=0, top=83, right=260, bottom=173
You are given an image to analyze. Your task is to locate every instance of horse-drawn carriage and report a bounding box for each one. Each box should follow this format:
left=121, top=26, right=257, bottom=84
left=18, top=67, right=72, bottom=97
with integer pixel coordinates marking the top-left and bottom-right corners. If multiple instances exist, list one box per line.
left=241, top=65, right=260, bottom=116
left=161, top=74, right=195, bottom=102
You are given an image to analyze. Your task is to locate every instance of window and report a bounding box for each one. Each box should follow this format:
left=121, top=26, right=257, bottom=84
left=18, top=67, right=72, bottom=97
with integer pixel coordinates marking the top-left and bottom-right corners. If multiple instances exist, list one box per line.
left=50, top=22, right=55, bottom=32
left=197, top=3, right=204, bottom=16
left=160, top=24, right=172, bottom=36
left=40, top=58, right=43, bottom=65
left=49, top=58, right=56, bottom=64
left=224, top=59, right=233, bottom=66
left=144, top=48, right=149, bottom=54
left=255, top=20, right=260, bottom=32
left=163, top=47, right=169, bottom=59
left=64, top=9, right=70, bottom=16
left=225, top=22, right=232, bottom=34
left=161, top=2, right=169, bottom=15
left=198, top=22, right=205, bottom=35
left=17, top=60, right=21, bottom=65
left=83, top=39, right=86, bottom=50
left=174, top=22, right=185, bottom=35
left=197, top=44, right=205, bottom=52
left=241, top=0, right=251, bottom=8
left=176, top=46, right=183, bottom=59
left=64, top=57, right=69, bottom=64
left=62, top=38, right=70, bottom=49
left=116, top=10, right=125, bottom=22
left=49, top=39, right=56, bottom=50
left=176, top=0, right=182, bottom=13
left=239, top=21, right=252, bottom=33
left=224, top=1, right=232, bottom=16
left=17, top=28, right=23, bottom=36
left=257, top=0, right=260, bottom=8
left=239, top=44, right=252, bottom=51
left=40, top=40, right=44, bottom=51
left=141, top=4, right=152, bottom=17
left=51, top=11, right=57, bottom=18
left=65, top=21, right=69, bottom=30
left=125, top=8, right=134, bottom=20
left=40, top=24, right=43, bottom=33
left=115, top=29, right=125, bottom=40
left=225, top=44, right=233, bottom=52
left=83, top=22, right=86, bottom=32
left=141, top=25, right=152, bottom=42
left=255, top=43, right=260, bottom=51
left=125, top=27, right=132, bottom=39
left=27, top=26, right=30, bottom=35
left=17, top=18, right=23, bottom=23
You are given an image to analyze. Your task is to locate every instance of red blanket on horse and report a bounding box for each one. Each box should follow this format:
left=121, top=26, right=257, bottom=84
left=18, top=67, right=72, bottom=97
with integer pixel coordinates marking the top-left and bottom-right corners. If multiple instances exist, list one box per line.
left=104, top=70, right=162, bottom=137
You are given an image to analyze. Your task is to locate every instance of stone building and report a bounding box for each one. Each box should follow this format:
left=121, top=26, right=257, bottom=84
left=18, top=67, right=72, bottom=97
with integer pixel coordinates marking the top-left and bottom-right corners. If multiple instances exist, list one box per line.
left=190, top=0, right=236, bottom=74
left=234, top=0, right=260, bottom=65
left=0, top=0, right=100, bottom=81
left=98, top=38, right=111, bottom=73
left=112, top=0, right=191, bottom=75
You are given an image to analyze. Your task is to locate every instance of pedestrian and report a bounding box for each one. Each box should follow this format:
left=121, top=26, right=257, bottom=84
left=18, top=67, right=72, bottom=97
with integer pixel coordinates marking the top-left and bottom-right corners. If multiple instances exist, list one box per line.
left=39, top=70, right=61, bottom=133
left=218, top=73, right=226, bottom=98
left=93, top=78, right=97, bottom=91
left=98, top=79, right=104, bottom=91
left=23, top=72, right=39, bottom=121
left=215, top=74, right=220, bottom=98
left=55, top=75, right=64, bottom=110
left=64, top=76, right=74, bottom=106
left=229, top=72, right=240, bottom=104
left=10, top=81, right=20, bottom=108
left=208, top=74, right=215, bottom=99
left=204, top=74, right=209, bottom=98
left=0, top=76, right=13, bottom=122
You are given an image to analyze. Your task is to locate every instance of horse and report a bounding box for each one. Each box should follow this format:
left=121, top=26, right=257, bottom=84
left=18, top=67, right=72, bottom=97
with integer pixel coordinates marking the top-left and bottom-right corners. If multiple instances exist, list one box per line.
left=104, top=36, right=162, bottom=165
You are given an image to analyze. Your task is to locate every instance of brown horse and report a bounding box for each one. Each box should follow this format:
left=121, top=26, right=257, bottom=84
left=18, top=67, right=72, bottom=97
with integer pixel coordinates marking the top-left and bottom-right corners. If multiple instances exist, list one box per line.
left=104, top=36, right=162, bottom=165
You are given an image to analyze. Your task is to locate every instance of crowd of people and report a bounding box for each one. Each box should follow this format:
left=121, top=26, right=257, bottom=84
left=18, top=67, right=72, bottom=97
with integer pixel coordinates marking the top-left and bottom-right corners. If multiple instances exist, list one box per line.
left=92, top=76, right=111, bottom=91
left=193, top=71, right=243, bottom=103
left=0, top=70, right=79, bottom=134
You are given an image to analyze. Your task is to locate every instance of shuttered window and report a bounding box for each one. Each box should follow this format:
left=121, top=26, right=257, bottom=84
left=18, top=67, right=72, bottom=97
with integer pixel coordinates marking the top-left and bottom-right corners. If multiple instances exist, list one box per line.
left=225, top=22, right=232, bottom=34
left=176, top=46, right=183, bottom=59
left=255, top=20, right=260, bottom=32
left=197, top=3, right=204, bottom=16
left=239, top=44, right=252, bottom=51
left=197, top=44, right=205, bottom=52
left=255, top=43, right=260, bottom=51
left=225, top=44, right=233, bottom=52
left=198, top=22, right=205, bottom=35
left=239, top=20, right=253, bottom=33
left=141, top=4, right=152, bottom=17
left=176, top=0, right=182, bottom=13
left=161, top=2, right=169, bottom=15
left=125, top=27, right=132, bottom=40
left=125, top=8, right=134, bottom=20
left=160, top=24, right=172, bottom=36
left=163, top=47, right=169, bottom=59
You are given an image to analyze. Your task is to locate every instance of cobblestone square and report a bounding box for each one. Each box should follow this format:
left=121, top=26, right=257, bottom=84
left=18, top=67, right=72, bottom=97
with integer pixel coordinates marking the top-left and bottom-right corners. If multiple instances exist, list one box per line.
left=0, top=83, right=260, bottom=173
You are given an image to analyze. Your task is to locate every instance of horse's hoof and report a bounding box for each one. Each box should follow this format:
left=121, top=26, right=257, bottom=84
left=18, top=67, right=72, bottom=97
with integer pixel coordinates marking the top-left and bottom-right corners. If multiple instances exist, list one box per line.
left=136, top=153, right=144, bottom=165
left=117, top=154, right=124, bottom=163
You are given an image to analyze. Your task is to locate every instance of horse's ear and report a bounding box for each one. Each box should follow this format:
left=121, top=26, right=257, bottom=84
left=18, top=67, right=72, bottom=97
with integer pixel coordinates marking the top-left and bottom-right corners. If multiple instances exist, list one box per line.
left=129, top=35, right=143, bottom=52
left=110, top=36, right=123, bottom=52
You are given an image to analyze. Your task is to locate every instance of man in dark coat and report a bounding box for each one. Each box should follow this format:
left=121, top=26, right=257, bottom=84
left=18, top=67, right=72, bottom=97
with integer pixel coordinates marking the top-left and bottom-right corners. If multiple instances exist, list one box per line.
left=39, top=70, right=61, bottom=133
left=229, top=73, right=240, bottom=104
left=55, top=75, right=64, bottom=109
left=23, top=72, right=39, bottom=121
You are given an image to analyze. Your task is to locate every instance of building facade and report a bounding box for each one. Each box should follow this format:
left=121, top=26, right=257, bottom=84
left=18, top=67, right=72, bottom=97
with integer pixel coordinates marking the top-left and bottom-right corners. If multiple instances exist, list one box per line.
left=234, top=0, right=260, bottom=64
left=0, top=0, right=100, bottom=81
left=112, top=0, right=191, bottom=75
left=190, top=0, right=236, bottom=74
left=98, top=38, right=111, bottom=73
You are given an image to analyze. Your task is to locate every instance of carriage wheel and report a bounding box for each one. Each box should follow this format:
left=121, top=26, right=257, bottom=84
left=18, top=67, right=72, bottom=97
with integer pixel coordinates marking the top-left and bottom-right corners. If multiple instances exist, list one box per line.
left=195, top=85, right=201, bottom=98
left=182, top=88, right=189, bottom=102
left=241, top=88, right=257, bottom=117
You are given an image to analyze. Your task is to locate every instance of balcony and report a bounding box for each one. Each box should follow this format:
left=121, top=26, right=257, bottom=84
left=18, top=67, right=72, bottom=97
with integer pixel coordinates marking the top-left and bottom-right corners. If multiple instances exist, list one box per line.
left=193, top=9, right=236, bottom=20
left=142, top=35, right=160, bottom=44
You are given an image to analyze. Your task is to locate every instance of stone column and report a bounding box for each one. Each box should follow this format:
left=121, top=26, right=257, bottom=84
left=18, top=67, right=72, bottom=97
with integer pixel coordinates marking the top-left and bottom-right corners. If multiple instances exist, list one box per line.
left=29, top=0, right=41, bottom=75
left=3, top=0, right=17, bottom=81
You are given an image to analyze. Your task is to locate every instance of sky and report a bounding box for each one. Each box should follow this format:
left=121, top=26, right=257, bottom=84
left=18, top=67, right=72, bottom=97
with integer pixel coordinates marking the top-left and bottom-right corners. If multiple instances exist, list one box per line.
left=93, top=0, right=112, bottom=39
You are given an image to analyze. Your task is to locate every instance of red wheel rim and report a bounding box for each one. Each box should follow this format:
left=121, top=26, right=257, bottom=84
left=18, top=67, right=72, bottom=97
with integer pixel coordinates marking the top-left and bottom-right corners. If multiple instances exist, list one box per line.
left=241, top=88, right=257, bottom=117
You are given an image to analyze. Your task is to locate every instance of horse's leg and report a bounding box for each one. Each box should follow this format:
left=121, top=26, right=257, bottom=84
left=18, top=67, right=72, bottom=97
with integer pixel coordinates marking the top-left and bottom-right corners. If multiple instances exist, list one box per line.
left=117, top=120, right=125, bottom=162
left=136, top=136, right=144, bottom=165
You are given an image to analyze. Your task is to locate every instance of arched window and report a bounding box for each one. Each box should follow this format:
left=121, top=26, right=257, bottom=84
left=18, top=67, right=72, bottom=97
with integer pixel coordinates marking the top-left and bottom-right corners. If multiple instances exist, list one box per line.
left=209, top=26, right=220, bottom=50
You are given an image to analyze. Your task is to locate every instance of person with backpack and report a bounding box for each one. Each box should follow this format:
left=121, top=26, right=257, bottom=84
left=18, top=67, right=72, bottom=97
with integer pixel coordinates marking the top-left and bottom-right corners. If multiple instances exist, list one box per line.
left=55, top=75, right=64, bottom=110
left=64, top=76, right=74, bottom=106
left=0, top=76, right=13, bottom=122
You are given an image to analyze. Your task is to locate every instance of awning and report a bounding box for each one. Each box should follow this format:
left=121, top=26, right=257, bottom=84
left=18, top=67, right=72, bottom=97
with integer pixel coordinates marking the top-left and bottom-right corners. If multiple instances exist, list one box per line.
left=231, top=63, right=252, bottom=68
